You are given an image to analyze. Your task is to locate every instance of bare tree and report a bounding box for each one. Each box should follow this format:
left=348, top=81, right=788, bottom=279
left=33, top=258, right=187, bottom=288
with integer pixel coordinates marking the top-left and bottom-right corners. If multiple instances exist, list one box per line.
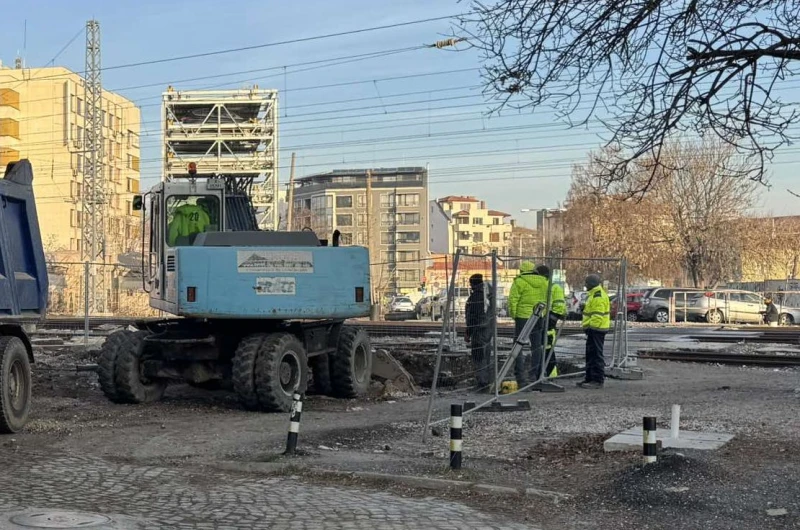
left=564, top=141, right=758, bottom=286
left=460, top=1, right=800, bottom=191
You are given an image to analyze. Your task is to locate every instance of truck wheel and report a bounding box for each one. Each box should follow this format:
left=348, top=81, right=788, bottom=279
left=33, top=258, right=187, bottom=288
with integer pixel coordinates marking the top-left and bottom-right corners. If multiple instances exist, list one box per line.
left=0, top=337, right=31, bottom=434
left=330, top=326, right=372, bottom=398
left=308, top=354, right=332, bottom=396
left=114, top=330, right=167, bottom=404
left=254, top=333, right=308, bottom=412
left=232, top=333, right=267, bottom=410
left=97, top=330, right=129, bottom=403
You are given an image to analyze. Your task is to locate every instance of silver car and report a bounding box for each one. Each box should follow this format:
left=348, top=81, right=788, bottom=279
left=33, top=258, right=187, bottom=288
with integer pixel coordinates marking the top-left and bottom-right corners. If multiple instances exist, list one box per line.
left=685, top=290, right=766, bottom=324
left=389, top=296, right=415, bottom=313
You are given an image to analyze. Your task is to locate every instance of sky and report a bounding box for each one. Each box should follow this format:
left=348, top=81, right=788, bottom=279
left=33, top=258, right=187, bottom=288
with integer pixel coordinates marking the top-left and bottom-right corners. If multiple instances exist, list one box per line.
left=1, top=0, right=799, bottom=227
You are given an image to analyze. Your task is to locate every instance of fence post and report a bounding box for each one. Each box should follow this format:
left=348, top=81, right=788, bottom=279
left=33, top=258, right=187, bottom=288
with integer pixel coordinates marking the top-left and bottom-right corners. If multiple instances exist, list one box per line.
left=83, top=261, right=90, bottom=346
left=491, top=251, right=499, bottom=397
left=643, top=416, right=657, bottom=465
left=449, top=403, right=463, bottom=470
left=285, top=393, right=303, bottom=455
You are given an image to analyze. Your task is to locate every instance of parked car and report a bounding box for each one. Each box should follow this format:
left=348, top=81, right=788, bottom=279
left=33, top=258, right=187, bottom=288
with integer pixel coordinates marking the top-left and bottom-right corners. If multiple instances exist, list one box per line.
left=611, top=292, right=645, bottom=321
left=567, top=291, right=588, bottom=320
left=389, top=296, right=415, bottom=313
left=434, top=287, right=471, bottom=321
left=638, top=287, right=704, bottom=323
left=415, top=296, right=434, bottom=319
left=684, top=290, right=767, bottom=324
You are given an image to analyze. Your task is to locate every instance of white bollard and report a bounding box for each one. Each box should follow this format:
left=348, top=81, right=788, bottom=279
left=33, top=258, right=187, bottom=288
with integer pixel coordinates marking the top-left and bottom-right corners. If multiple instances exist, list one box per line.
left=671, top=404, right=681, bottom=439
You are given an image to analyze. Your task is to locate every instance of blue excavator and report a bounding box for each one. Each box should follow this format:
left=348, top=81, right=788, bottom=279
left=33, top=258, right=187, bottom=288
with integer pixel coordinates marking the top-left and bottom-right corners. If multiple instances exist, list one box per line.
left=97, top=163, right=373, bottom=412
left=0, top=160, right=48, bottom=433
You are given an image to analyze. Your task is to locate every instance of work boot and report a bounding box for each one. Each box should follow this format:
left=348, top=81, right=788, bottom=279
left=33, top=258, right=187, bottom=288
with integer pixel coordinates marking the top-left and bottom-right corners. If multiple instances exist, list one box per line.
left=576, top=381, right=603, bottom=389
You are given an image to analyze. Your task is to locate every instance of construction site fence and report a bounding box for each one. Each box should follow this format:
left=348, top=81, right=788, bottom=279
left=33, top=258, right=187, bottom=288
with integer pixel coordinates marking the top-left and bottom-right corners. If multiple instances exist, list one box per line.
left=420, top=251, right=630, bottom=441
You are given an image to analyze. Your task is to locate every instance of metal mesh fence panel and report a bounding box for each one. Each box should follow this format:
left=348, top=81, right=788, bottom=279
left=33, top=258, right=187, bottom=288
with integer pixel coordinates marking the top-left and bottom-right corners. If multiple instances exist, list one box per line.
left=420, top=251, right=629, bottom=439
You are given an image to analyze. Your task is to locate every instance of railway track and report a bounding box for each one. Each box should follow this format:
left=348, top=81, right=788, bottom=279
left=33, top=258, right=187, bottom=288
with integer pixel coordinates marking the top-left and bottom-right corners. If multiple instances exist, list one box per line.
left=638, top=350, right=800, bottom=366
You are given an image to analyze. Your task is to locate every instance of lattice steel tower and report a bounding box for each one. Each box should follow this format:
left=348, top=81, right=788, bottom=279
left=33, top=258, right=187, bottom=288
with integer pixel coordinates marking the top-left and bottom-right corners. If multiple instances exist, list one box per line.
left=82, top=19, right=107, bottom=313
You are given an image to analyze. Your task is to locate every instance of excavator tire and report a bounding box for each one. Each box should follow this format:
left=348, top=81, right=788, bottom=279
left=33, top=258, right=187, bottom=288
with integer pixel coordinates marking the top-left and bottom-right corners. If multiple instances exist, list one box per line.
left=330, top=326, right=372, bottom=398
left=113, top=330, right=167, bottom=404
left=254, top=333, right=308, bottom=412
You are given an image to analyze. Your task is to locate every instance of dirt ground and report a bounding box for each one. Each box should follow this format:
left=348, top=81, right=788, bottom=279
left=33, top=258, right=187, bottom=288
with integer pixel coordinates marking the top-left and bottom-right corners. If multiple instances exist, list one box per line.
left=12, top=340, right=800, bottom=529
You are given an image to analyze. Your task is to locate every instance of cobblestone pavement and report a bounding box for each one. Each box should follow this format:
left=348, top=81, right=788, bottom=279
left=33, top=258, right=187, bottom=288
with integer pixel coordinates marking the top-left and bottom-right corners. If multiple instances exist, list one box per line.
left=0, top=450, right=537, bottom=529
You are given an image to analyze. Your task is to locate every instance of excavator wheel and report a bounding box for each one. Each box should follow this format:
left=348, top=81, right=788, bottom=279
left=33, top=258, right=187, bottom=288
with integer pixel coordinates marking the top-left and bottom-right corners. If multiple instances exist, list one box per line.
left=0, top=336, right=31, bottom=434
left=330, top=326, right=372, bottom=398
left=99, top=329, right=166, bottom=404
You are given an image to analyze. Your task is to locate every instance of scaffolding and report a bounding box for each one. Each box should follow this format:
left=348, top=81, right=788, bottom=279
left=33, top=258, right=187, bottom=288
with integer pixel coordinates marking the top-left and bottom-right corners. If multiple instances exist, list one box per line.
left=161, top=87, right=279, bottom=230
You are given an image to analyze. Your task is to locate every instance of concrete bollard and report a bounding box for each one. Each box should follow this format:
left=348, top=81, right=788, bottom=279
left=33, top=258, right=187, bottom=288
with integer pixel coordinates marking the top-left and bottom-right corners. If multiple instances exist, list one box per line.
left=285, top=393, right=303, bottom=455
left=449, top=403, right=463, bottom=470
left=671, top=404, right=681, bottom=439
left=643, top=416, right=657, bottom=465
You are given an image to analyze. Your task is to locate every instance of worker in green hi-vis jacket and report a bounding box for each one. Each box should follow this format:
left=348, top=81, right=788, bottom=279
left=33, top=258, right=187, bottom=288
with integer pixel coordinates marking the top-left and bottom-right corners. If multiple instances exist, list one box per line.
left=168, top=202, right=211, bottom=246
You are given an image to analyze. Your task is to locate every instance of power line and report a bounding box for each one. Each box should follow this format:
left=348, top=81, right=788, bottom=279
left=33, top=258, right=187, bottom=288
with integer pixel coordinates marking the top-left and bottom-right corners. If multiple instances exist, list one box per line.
left=0, top=12, right=466, bottom=86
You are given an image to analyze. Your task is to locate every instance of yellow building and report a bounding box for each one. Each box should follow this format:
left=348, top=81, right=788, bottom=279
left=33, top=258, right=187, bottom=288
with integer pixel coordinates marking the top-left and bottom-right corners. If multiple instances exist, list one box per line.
left=430, top=195, right=514, bottom=255
left=0, top=64, right=146, bottom=314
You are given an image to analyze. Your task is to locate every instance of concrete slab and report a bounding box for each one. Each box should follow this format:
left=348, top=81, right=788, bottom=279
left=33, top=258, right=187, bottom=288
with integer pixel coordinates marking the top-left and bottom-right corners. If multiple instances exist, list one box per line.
left=604, top=427, right=734, bottom=452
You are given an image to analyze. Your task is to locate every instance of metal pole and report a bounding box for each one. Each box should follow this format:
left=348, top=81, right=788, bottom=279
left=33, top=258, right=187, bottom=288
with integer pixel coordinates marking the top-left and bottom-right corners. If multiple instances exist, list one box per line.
left=449, top=403, right=463, bottom=470
left=491, top=251, right=499, bottom=397
left=286, top=152, right=296, bottom=230
left=539, top=257, right=554, bottom=382
left=83, top=261, right=90, bottom=346
left=422, top=249, right=461, bottom=443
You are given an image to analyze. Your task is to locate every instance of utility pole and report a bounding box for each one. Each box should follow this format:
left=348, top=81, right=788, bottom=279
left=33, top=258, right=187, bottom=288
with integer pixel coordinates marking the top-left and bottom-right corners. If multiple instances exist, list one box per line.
left=286, top=152, right=296, bottom=230
left=82, top=19, right=106, bottom=314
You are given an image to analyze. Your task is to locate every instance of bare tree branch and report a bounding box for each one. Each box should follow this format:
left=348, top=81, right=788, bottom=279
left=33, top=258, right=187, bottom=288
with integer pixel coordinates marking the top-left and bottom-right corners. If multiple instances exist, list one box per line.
left=460, top=0, right=800, bottom=191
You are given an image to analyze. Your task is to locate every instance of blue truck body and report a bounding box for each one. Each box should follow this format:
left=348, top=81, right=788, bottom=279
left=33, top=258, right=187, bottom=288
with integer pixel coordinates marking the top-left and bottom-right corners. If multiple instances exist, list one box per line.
left=173, top=245, right=371, bottom=319
left=0, top=160, right=48, bottom=322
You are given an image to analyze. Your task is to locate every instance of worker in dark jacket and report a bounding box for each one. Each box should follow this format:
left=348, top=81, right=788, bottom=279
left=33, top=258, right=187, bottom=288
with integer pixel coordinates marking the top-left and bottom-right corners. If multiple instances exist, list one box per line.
left=465, top=274, right=494, bottom=387
left=763, top=295, right=780, bottom=327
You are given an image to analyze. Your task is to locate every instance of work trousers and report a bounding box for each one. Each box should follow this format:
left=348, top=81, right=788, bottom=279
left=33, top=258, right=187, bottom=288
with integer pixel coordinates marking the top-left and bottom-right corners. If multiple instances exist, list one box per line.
left=584, top=329, right=606, bottom=384
left=470, top=330, right=493, bottom=387
left=514, top=317, right=546, bottom=385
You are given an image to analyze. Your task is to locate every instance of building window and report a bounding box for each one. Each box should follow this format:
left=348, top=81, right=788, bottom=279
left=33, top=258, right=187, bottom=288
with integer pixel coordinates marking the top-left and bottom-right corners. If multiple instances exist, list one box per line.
left=398, top=269, right=420, bottom=282
left=357, top=213, right=367, bottom=226
left=128, top=131, right=139, bottom=149
left=356, top=232, right=366, bottom=245
left=340, top=232, right=353, bottom=245
left=127, top=200, right=132, bottom=215
left=493, top=218, right=500, bottom=225
left=490, top=233, right=500, bottom=243
left=381, top=232, right=396, bottom=245
left=460, top=203, right=471, bottom=211
left=396, top=212, right=420, bottom=225
left=357, top=194, right=367, bottom=208
left=380, top=193, right=395, bottom=208
left=77, top=98, right=83, bottom=116
left=336, top=214, right=353, bottom=227
left=70, top=209, right=80, bottom=227
left=397, top=193, right=419, bottom=207
left=380, top=251, right=395, bottom=263
left=397, top=231, right=420, bottom=244
left=473, top=232, right=484, bottom=243
left=336, top=195, right=353, bottom=208
left=472, top=217, right=484, bottom=225
left=398, top=251, right=420, bottom=262
left=380, top=212, right=394, bottom=226
left=504, top=232, right=512, bottom=241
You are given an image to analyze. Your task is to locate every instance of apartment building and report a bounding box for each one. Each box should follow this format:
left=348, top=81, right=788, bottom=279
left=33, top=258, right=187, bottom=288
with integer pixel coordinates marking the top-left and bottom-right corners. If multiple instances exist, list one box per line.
left=0, top=64, right=142, bottom=259
left=291, top=167, right=429, bottom=298
left=0, top=63, right=143, bottom=314
left=429, top=195, right=514, bottom=255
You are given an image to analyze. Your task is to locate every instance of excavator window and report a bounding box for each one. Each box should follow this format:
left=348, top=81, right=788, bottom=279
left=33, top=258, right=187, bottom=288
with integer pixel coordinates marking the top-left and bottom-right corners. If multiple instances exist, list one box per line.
left=165, top=195, right=220, bottom=247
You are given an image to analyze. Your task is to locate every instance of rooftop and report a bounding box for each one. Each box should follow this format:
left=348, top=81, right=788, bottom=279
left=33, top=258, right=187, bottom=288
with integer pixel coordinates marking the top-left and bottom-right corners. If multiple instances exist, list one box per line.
left=438, top=195, right=479, bottom=203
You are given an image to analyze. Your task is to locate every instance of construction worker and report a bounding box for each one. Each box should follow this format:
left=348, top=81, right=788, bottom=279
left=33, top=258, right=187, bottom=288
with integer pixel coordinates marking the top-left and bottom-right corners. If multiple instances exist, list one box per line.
left=578, top=274, right=611, bottom=389
left=168, top=200, right=212, bottom=246
left=465, top=274, right=494, bottom=388
left=508, top=261, right=549, bottom=387
left=535, top=264, right=566, bottom=377
left=763, top=294, right=779, bottom=327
